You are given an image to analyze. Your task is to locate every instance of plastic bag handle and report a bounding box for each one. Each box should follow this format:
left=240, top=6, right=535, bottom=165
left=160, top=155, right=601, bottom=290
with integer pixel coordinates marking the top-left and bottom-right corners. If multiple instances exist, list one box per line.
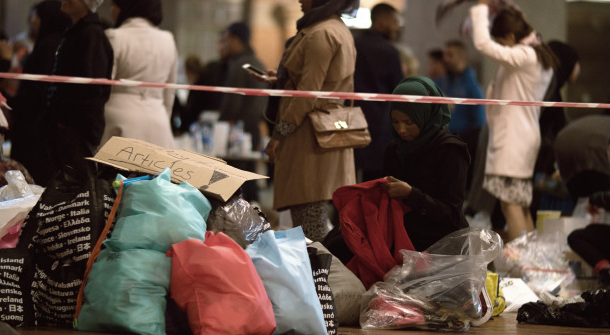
left=73, top=181, right=124, bottom=326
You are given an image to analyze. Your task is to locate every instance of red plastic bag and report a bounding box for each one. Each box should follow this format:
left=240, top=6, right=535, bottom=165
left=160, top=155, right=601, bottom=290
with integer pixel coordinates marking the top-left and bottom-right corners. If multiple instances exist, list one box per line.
left=167, top=232, right=276, bottom=335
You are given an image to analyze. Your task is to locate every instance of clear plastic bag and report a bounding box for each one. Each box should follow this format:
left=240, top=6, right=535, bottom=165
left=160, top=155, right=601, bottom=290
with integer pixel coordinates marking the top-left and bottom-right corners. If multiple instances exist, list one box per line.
left=426, top=227, right=504, bottom=264
left=207, top=194, right=271, bottom=248
left=360, top=228, right=503, bottom=331
left=500, top=231, right=574, bottom=295
left=0, top=170, right=44, bottom=201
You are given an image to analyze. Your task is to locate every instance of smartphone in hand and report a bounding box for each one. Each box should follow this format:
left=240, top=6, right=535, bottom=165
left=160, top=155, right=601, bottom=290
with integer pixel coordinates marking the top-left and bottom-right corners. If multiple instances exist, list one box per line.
left=242, top=63, right=268, bottom=79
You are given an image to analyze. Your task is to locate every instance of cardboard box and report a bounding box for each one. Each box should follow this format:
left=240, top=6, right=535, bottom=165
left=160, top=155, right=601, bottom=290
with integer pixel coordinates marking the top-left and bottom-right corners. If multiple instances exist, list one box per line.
left=89, top=136, right=267, bottom=202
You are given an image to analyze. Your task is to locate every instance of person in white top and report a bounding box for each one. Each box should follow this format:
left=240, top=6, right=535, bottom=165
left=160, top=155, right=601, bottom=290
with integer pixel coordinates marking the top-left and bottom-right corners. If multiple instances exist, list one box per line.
left=100, top=0, right=178, bottom=148
left=470, top=0, right=557, bottom=241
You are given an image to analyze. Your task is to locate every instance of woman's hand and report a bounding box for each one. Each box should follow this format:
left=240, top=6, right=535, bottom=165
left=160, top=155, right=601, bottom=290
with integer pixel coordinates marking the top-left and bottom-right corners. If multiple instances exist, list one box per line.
left=262, top=70, right=278, bottom=84
left=265, top=138, right=280, bottom=162
left=250, top=69, right=278, bottom=84
left=265, top=69, right=278, bottom=80
left=382, top=176, right=413, bottom=199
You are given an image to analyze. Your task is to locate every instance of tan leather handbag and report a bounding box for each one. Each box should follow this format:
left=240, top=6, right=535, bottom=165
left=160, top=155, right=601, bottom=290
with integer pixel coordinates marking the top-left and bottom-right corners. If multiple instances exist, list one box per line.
left=308, top=102, right=372, bottom=150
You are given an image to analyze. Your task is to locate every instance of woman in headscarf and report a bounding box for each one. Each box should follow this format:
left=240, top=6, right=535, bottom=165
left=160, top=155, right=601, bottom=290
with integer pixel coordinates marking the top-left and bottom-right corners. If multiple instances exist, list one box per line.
left=8, top=0, right=70, bottom=181
left=263, top=0, right=359, bottom=241
left=470, top=0, right=557, bottom=241
left=100, top=0, right=177, bottom=148
left=382, top=76, right=470, bottom=251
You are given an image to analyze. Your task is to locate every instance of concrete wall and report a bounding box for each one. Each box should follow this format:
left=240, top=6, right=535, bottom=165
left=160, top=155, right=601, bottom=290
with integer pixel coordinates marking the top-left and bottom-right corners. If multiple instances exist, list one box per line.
left=3, top=0, right=39, bottom=39
left=565, top=1, right=610, bottom=118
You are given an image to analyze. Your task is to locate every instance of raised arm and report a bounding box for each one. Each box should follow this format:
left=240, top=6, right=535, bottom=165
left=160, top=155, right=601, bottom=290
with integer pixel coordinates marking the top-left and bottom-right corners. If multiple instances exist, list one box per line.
left=470, top=3, right=536, bottom=68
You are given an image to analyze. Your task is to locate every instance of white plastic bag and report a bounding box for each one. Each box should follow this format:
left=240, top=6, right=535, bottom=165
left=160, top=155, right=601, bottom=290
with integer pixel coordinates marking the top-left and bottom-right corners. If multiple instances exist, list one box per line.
left=0, top=171, right=43, bottom=241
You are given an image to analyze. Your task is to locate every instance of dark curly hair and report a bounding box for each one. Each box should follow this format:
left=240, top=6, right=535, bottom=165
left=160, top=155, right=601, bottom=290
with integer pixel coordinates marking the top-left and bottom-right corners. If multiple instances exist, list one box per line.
left=113, top=0, right=163, bottom=28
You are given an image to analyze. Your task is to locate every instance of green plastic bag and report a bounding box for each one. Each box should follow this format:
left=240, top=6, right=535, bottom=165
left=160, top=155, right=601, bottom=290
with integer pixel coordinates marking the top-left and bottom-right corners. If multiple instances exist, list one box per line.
left=75, top=168, right=211, bottom=334
left=76, top=248, right=171, bottom=335
left=105, top=168, right=210, bottom=252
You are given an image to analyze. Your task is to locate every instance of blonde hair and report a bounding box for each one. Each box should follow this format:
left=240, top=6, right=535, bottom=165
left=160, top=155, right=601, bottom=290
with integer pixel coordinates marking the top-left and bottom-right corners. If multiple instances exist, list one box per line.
left=395, top=44, right=420, bottom=78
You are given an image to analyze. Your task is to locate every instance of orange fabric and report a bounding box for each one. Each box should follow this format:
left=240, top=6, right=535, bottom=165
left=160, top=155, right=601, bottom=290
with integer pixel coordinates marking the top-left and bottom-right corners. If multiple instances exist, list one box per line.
left=73, top=181, right=123, bottom=322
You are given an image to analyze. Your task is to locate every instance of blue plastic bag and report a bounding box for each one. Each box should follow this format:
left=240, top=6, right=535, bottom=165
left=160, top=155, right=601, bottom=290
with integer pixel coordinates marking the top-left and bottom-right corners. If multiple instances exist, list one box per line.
left=246, top=227, right=326, bottom=335
left=106, top=169, right=210, bottom=252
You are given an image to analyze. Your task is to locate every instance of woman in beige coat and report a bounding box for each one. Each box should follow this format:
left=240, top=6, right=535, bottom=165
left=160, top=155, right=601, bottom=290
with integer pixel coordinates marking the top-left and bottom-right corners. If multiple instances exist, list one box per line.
left=264, top=0, right=359, bottom=241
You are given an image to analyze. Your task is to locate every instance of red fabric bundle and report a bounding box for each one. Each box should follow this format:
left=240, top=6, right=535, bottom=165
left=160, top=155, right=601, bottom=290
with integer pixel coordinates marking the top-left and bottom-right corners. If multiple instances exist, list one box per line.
left=166, top=232, right=276, bottom=335
left=333, top=179, right=415, bottom=289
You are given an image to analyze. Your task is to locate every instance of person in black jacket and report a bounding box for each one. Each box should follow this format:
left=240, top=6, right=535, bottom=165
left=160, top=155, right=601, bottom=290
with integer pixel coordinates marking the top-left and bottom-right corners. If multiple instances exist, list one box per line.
left=568, top=140, right=610, bottom=288
left=0, top=32, right=11, bottom=73
left=353, top=3, right=404, bottom=182
left=8, top=1, right=70, bottom=181
left=36, top=0, right=112, bottom=186
left=218, top=22, right=269, bottom=153
left=382, top=76, right=470, bottom=251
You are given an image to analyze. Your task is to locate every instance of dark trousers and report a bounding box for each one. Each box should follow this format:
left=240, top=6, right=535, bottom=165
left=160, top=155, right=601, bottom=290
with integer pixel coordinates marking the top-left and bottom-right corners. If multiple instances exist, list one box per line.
left=457, top=127, right=480, bottom=193
left=568, top=224, right=610, bottom=268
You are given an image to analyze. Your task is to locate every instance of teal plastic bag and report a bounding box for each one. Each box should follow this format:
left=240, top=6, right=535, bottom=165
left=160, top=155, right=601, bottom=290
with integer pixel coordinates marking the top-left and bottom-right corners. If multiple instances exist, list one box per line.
left=246, top=227, right=327, bottom=335
left=75, top=168, right=211, bottom=334
left=105, top=168, right=210, bottom=252
left=75, top=248, right=171, bottom=335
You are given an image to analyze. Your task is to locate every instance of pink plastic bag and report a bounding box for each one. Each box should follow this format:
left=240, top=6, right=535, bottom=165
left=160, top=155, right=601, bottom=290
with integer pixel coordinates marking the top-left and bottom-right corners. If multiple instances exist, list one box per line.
left=167, top=232, right=276, bottom=335
left=0, top=222, right=22, bottom=249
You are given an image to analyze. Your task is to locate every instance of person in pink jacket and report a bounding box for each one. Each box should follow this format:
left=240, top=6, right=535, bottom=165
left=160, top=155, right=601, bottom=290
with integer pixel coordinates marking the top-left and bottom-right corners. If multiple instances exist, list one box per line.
left=471, top=0, right=557, bottom=241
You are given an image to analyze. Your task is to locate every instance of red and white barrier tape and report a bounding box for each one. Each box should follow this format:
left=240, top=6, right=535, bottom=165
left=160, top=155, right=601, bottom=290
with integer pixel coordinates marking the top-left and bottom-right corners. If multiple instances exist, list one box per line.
left=1, top=72, right=609, bottom=110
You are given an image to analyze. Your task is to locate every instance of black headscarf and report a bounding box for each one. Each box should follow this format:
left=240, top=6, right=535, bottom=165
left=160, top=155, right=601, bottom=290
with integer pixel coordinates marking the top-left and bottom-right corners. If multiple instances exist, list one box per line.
left=35, top=0, right=71, bottom=39
left=113, top=0, right=163, bottom=27
left=296, top=0, right=359, bottom=31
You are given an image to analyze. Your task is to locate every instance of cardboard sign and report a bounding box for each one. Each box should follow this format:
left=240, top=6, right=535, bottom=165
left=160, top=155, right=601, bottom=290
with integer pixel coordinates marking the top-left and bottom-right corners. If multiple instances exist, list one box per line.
left=89, top=137, right=267, bottom=201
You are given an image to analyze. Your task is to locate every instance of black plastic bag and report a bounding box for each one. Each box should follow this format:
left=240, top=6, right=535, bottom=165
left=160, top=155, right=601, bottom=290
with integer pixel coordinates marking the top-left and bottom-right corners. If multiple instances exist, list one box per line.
left=308, top=247, right=339, bottom=335
left=18, top=160, right=116, bottom=327
left=207, top=194, right=271, bottom=249
left=0, top=248, right=34, bottom=327
left=165, top=297, right=192, bottom=335
left=517, top=289, right=610, bottom=328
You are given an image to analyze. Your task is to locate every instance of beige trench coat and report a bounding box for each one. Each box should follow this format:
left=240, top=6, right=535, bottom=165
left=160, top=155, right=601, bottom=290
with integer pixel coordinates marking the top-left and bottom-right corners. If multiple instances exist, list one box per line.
left=273, top=16, right=357, bottom=210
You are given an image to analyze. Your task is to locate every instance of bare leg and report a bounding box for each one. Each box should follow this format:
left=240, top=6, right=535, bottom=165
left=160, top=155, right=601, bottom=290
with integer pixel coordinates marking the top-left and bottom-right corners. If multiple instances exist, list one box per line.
left=501, top=201, right=534, bottom=241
